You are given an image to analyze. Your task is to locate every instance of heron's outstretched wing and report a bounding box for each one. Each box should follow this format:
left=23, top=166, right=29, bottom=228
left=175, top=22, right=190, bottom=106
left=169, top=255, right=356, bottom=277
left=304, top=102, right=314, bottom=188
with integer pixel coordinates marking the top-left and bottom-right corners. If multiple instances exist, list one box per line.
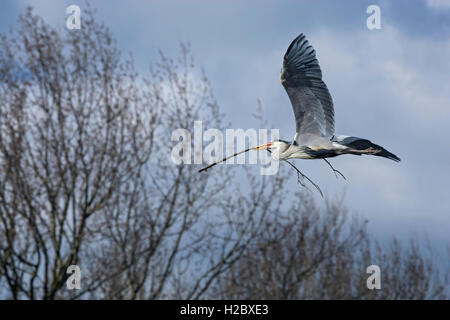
left=281, top=34, right=334, bottom=143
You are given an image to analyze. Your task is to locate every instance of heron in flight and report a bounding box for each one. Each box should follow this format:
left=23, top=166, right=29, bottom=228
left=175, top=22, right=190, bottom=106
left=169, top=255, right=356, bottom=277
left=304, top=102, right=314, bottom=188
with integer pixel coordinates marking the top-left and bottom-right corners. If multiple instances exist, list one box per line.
left=255, top=33, right=400, bottom=165
left=199, top=34, right=400, bottom=194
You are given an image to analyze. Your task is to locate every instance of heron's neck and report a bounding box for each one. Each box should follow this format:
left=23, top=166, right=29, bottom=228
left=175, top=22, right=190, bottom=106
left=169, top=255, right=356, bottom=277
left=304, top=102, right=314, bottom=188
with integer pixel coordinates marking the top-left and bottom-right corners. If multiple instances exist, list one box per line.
left=280, top=143, right=296, bottom=158
left=283, top=144, right=309, bottom=159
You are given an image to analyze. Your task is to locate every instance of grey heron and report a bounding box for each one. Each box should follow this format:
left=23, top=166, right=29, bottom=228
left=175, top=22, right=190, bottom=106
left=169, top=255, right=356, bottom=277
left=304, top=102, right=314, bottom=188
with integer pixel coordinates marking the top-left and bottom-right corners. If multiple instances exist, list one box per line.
left=255, top=33, right=400, bottom=164
left=199, top=34, right=400, bottom=194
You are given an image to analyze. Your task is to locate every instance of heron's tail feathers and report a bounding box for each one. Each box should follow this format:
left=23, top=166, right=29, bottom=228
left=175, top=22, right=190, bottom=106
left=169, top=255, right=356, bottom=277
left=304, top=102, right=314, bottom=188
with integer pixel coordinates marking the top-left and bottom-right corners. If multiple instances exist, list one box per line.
left=332, top=135, right=401, bottom=162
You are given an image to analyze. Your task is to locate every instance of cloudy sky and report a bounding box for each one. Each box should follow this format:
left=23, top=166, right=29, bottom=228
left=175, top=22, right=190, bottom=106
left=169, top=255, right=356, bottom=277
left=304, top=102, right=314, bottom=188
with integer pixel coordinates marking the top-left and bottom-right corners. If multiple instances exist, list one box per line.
left=1, top=0, right=450, bottom=251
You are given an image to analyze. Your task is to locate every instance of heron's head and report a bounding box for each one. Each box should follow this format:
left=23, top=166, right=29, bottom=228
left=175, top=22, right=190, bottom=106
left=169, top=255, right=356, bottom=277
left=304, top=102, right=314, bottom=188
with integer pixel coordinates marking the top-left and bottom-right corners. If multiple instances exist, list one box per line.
left=255, top=140, right=290, bottom=160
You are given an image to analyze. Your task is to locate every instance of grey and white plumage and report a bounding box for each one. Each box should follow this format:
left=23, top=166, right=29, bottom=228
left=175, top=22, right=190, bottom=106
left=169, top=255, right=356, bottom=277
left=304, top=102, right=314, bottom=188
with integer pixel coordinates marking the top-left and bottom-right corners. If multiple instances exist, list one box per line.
left=256, top=33, right=400, bottom=163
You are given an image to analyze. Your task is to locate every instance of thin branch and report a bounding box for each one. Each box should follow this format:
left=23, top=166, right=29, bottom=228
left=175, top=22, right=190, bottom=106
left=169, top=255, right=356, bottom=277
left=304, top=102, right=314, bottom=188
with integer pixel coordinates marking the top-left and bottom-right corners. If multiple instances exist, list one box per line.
left=199, top=148, right=324, bottom=197
left=198, top=147, right=256, bottom=173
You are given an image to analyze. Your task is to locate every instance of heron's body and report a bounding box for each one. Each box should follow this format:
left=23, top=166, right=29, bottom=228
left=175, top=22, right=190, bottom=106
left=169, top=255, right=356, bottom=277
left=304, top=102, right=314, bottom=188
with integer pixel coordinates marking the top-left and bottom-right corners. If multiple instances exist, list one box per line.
left=257, top=34, right=401, bottom=164
left=272, top=135, right=399, bottom=162
left=199, top=33, right=400, bottom=189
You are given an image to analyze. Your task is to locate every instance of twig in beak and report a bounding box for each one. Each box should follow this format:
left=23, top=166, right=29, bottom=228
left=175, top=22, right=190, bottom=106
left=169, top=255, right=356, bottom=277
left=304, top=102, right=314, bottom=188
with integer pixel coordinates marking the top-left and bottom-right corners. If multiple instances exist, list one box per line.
left=198, top=147, right=256, bottom=173
left=198, top=142, right=271, bottom=173
left=198, top=144, right=324, bottom=198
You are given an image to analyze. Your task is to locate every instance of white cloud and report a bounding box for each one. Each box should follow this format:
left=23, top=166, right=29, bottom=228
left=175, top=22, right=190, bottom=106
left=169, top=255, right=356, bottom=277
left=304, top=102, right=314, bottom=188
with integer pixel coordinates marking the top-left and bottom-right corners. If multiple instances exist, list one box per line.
left=310, top=26, right=450, bottom=132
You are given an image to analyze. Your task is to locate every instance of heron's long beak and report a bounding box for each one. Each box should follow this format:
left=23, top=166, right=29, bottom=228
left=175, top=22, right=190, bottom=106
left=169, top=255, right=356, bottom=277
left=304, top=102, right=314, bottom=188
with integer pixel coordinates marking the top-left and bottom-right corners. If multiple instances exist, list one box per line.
left=255, top=142, right=272, bottom=150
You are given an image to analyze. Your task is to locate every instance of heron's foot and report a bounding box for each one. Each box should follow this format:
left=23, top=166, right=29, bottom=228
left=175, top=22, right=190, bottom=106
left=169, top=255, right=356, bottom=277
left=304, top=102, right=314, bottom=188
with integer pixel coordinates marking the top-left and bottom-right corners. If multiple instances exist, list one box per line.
left=283, top=160, right=324, bottom=198
left=323, top=159, right=346, bottom=180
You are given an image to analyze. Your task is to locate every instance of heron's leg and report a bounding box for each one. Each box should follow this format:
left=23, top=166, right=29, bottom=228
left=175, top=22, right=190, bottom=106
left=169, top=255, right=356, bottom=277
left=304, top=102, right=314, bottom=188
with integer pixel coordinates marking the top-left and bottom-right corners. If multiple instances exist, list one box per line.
left=283, top=160, right=323, bottom=198
left=323, top=159, right=346, bottom=180
left=347, top=147, right=381, bottom=155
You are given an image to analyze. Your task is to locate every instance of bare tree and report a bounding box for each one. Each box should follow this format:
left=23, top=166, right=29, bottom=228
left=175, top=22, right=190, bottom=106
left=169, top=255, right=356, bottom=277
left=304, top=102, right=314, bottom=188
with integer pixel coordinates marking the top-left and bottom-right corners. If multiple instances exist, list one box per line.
left=0, top=6, right=289, bottom=300
left=0, top=6, right=159, bottom=299
left=211, top=197, right=449, bottom=300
